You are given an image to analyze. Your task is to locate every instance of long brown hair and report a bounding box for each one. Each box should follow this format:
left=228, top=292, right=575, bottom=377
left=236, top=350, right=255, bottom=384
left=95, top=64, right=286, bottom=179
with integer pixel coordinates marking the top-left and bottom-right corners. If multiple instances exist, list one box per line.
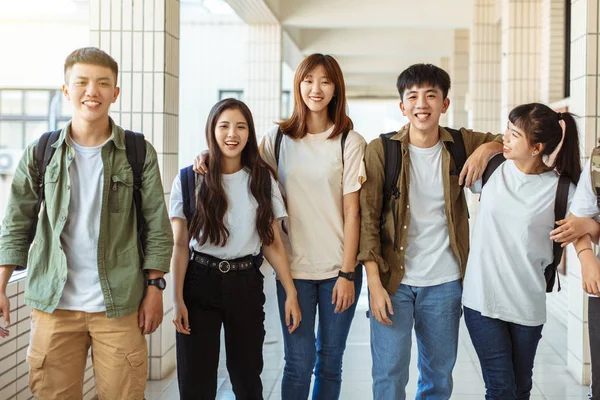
left=189, top=98, right=277, bottom=247
left=279, top=53, right=353, bottom=139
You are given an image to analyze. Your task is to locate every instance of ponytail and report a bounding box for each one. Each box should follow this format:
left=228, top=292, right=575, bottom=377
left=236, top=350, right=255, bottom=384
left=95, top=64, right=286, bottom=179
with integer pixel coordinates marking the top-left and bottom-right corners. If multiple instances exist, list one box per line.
left=553, top=112, right=581, bottom=184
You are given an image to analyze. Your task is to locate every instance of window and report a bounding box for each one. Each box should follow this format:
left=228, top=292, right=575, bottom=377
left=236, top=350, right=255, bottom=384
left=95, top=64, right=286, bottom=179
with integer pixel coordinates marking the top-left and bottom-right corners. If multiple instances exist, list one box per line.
left=218, top=89, right=243, bottom=101
left=0, top=89, right=70, bottom=149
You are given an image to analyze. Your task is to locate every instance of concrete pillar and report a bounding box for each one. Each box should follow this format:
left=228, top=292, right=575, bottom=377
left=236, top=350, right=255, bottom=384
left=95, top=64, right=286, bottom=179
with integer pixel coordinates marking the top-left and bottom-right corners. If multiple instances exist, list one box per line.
left=246, top=24, right=283, bottom=138
left=449, top=29, right=470, bottom=129
left=89, top=0, right=180, bottom=380
left=565, top=0, right=600, bottom=385
left=540, top=0, right=566, bottom=104
left=439, top=56, right=450, bottom=127
left=467, top=0, right=502, bottom=133
left=500, top=0, right=543, bottom=119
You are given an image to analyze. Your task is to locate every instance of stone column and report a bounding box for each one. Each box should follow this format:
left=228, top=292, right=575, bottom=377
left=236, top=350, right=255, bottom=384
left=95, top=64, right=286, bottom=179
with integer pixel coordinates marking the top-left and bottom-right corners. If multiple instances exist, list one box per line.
left=90, top=0, right=180, bottom=380
left=246, top=24, right=283, bottom=138
left=565, top=0, right=600, bottom=385
left=448, top=29, right=470, bottom=129
left=500, top=0, right=543, bottom=119
left=439, top=56, right=450, bottom=127
left=467, top=0, right=502, bottom=133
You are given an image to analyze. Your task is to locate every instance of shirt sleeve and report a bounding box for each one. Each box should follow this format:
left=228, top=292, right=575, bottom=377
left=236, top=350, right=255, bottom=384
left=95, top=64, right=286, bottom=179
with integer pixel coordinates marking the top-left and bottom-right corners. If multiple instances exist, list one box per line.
left=169, top=174, right=186, bottom=220
left=270, top=176, right=288, bottom=220
left=343, top=130, right=368, bottom=195
left=259, top=126, right=279, bottom=172
left=570, top=159, right=600, bottom=218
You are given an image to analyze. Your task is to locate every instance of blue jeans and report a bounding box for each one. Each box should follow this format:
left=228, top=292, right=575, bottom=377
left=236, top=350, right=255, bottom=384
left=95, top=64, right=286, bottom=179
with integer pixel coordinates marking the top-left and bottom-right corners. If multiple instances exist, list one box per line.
left=464, top=306, right=543, bottom=400
left=370, top=279, right=462, bottom=400
left=276, top=268, right=362, bottom=400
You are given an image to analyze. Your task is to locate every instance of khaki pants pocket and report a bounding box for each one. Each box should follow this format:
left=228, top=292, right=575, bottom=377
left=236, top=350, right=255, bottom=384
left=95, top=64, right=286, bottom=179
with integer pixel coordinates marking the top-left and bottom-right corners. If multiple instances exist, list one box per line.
left=27, top=347, right=47, bottom=394
left=125, top=339, right=148, bottom=396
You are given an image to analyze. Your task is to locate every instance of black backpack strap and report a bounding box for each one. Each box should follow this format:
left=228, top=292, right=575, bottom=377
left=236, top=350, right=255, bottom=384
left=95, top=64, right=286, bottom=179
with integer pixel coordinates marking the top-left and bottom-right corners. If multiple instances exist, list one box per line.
left=179, top=165, right=197, bottom=226
left=124, top=130, right=147, bottom=252
left=341, top=129, right=349, bottom=166
left=443, top=127, right=467, bottom=177
left=28, top=130, right=61, bottom=244
left=274, top=127, right=283, bottom=168
left=482, top=153, right=506, bottom=188
left=545, top=175, right=571, bottom=292
left=379, top=132, right=402, bottom=250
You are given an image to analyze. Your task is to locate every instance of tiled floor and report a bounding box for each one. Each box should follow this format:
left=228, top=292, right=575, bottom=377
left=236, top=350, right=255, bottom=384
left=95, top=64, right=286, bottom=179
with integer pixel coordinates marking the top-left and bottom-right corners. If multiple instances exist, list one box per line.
left=146, top=268, right=590, bottom=399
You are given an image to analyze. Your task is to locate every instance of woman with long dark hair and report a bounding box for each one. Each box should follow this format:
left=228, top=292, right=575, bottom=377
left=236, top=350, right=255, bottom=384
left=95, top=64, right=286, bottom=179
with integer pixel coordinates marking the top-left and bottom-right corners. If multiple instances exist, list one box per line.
left=171, top=98, right=301, bottom=400
left=462, top=103, right=581, bottom=399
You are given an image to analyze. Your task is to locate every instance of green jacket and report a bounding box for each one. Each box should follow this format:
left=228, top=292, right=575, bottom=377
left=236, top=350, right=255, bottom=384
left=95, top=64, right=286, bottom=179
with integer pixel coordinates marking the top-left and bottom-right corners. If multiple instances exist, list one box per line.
left=0, top=121, right=173, bottom=317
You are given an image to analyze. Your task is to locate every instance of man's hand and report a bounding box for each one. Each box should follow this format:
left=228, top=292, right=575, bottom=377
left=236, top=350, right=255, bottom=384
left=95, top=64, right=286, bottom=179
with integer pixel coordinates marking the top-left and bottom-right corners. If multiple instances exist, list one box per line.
left=0, top=292, right=10, bottom=338
left=582, top=256, right=600, bottom=296
left=138, top=287, right=163, bottom=335
left=369, top=283, right=393, bottom=326
left=460, top=145, right=493, bottom=187
left=332, top=277, right=355, bottom=313
left=192, top=150, right=209, bottom=175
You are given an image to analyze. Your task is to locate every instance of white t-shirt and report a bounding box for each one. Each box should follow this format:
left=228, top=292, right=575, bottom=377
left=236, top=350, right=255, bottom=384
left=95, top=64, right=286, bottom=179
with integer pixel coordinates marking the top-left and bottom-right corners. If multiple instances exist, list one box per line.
left=170, top=168, right=287, bottom=258
left=58, top=137, right=107, bottom=312
left=569, top=158, right=600, bottom=298
left=260, top=125, right=367, bottom=280
left=402, top=140, right=461, bottom=286
left=462, top=160, right=576, bottom=326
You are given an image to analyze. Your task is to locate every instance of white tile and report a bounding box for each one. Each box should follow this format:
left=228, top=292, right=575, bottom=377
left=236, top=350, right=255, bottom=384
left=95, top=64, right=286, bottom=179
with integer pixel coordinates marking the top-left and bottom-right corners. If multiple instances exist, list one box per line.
left=111, top=0, right=122, bottom=31
left=144, top=32, right=154, bottom=72
left=155, top=0, right=165, bottom=32
left=144, top=0, right=154, bottom=31
left=100, top=0, right=111, bottom=31
left=133, top=0, right=144, bottom=31
left=89, top=0, right=100, bottom=31
left=122, top=0, right=133, bottom=30
left=132, top=73, right=143, bottom=112
left=133, top=32, right=143, bottom=72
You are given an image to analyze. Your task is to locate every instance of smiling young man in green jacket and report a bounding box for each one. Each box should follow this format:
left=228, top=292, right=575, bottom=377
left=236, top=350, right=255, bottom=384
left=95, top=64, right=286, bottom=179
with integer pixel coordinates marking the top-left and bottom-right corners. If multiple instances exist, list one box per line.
left=0, top=47, right=173, bottom=399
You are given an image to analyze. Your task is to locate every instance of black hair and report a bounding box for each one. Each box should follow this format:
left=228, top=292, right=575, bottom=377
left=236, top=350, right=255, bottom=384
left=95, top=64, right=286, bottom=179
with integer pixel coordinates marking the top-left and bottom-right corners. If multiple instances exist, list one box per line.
left=396, top=63, right=451, bottom=100
left=509, top=103, right=581, bottom=184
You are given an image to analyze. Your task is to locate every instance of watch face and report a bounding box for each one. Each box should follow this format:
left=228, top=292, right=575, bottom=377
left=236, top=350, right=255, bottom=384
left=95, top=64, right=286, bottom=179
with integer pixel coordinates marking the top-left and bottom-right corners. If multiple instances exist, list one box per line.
left=149, top=278, right=166, bottom=290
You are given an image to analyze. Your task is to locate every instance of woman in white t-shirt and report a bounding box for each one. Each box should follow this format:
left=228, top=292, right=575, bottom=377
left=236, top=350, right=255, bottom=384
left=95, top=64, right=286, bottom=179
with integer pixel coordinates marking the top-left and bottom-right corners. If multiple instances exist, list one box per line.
left=170, top=98, right=301, bottom=400
left=259, top=54, right=366, bottom=400
left=462, top=103, right=581, bottom=399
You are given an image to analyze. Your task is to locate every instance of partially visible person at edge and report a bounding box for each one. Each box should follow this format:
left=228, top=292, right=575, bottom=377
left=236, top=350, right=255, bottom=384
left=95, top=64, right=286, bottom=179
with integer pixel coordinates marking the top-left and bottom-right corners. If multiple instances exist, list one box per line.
left=552, top=137, right=600, bottom=400
left=171, top=98, right=301, bottom=400
left=195, top=53, right=367, bottom=400
left=462, top=103, right=591, bottom=399
left=0, top=47, right=173, bottom=399
left=358, top=63, right=504, bottom=400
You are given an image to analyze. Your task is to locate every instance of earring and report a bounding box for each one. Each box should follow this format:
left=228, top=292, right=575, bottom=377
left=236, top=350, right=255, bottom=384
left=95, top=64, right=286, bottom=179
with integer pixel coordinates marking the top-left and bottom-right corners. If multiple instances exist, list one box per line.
left=532, top=152, right=538, bottom=158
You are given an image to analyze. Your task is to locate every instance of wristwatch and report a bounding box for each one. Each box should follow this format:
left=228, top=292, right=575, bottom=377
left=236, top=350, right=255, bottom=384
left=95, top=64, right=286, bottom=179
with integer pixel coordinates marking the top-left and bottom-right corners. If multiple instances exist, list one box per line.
left=338, top=270, right=356, bottom=281
left=146, top=277, right=167, bottom=290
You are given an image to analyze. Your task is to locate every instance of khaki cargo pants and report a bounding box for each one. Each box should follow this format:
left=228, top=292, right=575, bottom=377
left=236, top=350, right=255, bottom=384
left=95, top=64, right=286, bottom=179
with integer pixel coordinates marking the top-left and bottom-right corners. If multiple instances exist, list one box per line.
left=27, top=309, right=147, bottom=400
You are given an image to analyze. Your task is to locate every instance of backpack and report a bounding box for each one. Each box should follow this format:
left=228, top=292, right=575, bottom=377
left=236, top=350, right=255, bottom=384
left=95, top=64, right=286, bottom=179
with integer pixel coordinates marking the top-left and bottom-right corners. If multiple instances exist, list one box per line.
left=29, top=130, right=147, bottom=254
left=274, top=127, right=349, bottom=167
left=379, top=127, right=467, bottom=250
left=480, top=153, right=570, bottom=292
left=590, top=147, right=600, bottom=207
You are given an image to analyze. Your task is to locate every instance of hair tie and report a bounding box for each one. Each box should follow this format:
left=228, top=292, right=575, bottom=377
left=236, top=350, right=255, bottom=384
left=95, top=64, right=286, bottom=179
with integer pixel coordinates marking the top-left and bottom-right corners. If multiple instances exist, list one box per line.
left=542, top=118, right=567, bottom=168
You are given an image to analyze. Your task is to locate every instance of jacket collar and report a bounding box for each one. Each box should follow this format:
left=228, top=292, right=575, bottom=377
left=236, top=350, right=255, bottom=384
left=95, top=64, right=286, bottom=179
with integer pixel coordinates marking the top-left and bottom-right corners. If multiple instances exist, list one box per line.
left=390, top=125, right=455, bottom=146
left=51, top=117, right=125, bottom=150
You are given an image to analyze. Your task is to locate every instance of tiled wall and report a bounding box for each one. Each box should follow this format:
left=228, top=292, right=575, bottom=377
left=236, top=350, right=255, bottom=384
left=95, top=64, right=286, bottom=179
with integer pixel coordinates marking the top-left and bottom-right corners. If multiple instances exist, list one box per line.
left=0, top=274, right=97, bottom=400
left=439, top=56, right=450, bottom=127
left=566, top=0, right=600, bottom=385
left=540, top=0, right=566, bottom=103
left=449, top=29, right=470, bottom=129
left=468, top=0, right=502, bottom=133
left=89, top=0, right=180, bottom=381
left=246, top=24, right=283, bottom=137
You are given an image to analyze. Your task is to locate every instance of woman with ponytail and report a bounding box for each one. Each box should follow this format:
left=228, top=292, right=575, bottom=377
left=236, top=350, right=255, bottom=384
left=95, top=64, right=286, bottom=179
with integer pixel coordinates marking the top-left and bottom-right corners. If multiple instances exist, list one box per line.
left=461, top=103, right=586, bottom=399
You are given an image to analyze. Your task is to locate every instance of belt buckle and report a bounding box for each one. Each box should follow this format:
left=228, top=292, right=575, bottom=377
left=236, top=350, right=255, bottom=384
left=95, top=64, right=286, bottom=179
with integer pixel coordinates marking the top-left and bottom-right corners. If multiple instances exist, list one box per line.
left=218, top=260, right=231, bottom=273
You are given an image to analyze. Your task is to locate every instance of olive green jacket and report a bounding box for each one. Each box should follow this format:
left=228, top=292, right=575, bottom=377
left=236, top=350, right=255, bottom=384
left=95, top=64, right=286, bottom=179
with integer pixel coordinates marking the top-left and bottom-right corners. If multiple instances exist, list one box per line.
left=0, top=121, right=173, bottom=317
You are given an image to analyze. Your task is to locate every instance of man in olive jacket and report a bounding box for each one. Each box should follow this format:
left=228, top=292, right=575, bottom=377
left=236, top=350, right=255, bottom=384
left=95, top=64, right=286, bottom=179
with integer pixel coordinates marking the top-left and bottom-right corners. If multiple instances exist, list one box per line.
left=0, top=47, right=173, bottom=399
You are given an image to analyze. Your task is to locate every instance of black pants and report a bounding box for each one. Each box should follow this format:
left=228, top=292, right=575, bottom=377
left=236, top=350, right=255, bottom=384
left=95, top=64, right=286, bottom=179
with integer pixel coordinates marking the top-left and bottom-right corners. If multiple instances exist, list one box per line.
left=176, top=260, right=266, bottom=400
left=590, top=297, right=600, bottom=399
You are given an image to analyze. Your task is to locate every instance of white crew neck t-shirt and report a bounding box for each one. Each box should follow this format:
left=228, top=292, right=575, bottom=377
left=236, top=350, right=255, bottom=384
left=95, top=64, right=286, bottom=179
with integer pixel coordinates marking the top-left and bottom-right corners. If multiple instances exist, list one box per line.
left=402, top=140, right=461, bottom=286
left=462, top=160, right=575, bottom=326
left=58, top=136, right=108, bottom=312
left=569, top=158, right=600, bottom=298
left=259, top=125, right=367, bottom=280
left=170, top=168, right=287, bottom=258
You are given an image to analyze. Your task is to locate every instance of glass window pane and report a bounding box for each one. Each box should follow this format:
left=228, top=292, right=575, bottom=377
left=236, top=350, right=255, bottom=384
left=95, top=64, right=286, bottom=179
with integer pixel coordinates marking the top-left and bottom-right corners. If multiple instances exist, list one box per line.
left=25, top=121, right=49, bottom=146
left=0, top=91, right=23, bottom=115
left=25, top=91, right=50, bottom=116
left=0, top=122, right=24, bottom=149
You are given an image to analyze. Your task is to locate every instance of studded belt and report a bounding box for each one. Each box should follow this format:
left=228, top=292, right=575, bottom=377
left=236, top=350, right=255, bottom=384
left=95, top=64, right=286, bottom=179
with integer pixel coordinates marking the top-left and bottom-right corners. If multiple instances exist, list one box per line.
left=189, top=251, right=255, bottom=273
